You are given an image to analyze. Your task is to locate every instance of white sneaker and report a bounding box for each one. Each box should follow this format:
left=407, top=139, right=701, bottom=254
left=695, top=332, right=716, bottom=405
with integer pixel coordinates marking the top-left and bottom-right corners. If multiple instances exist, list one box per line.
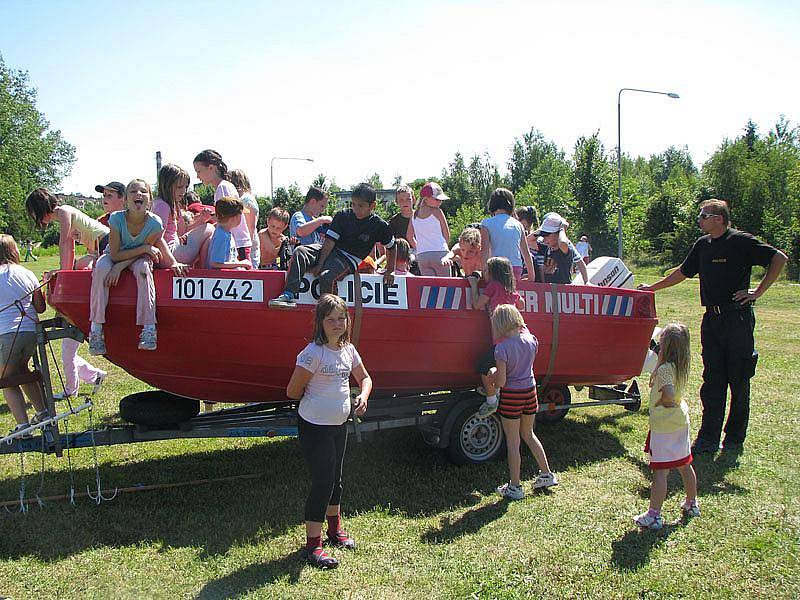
left=477, top=399, right=498, bottom=418
left=681, top=500, right=701, bottom=517
left=268, top=291, right=297, bottom=308
left=497, top=482, right=525, bottom=500
left=634, top=511, right=664, bottom=530
left=138, top=328, right=157, bottom=351
left=88, top=330, right=106, bottom=355
left=532, top=472, right=559, bottom=490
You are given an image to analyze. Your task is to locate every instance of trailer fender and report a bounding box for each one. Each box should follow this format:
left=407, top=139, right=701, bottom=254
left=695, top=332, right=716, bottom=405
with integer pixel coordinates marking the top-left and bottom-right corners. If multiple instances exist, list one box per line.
left=436, top=394, right=484, bottom=449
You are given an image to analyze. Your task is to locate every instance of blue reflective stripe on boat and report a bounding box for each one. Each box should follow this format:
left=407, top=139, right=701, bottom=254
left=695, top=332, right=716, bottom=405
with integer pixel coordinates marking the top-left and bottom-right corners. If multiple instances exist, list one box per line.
left=427, top=287, right=439, bottom=309
left=444, top=286, right=455, bottom=309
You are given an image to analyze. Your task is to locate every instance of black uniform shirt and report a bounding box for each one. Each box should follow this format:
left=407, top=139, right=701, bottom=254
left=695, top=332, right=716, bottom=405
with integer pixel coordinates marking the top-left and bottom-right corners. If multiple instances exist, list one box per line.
left=680, top=228, right=777, bottom=306
left=388, top=213, right=410, bottom=242
left=327, top=209, right=395, bottom=264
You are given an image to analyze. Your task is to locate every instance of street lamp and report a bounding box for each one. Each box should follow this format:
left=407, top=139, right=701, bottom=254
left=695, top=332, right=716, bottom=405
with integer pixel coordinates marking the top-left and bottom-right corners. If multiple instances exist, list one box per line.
left=270, top=156, right=314, bottom=200
left=617, top=88, right=680, bottom=258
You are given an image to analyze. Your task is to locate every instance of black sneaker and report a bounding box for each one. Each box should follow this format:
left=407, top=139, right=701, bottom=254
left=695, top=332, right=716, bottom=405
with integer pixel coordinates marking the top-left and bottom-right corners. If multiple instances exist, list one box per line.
left=301, top=545, right=339, bottom=569
left=721, top=439, right=744, bottom=452
left=691, top=439, right=719, bottom=455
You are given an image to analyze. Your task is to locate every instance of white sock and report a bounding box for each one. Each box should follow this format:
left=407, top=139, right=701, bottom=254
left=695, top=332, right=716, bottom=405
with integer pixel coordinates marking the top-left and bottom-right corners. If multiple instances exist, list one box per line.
left=90, top=322, right=102, bottom=333
left=486, top=395, right=498, bottom=405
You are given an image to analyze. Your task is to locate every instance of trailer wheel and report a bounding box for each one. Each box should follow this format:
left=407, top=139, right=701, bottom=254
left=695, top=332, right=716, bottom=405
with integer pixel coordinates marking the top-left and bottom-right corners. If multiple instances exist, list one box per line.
left=446, top=404, right=505, bottom=465
left=120, top=391, right=200, bottom=427
left=537, top=385, right=571, bottom=425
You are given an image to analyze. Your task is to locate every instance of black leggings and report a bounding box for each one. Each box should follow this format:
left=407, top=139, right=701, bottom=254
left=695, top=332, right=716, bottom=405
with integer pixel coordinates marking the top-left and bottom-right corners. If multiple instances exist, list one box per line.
left=298, top=416, right=348, bottom=522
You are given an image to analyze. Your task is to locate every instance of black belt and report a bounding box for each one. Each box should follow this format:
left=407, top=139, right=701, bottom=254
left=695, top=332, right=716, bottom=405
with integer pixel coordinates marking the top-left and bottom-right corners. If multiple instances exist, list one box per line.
left=705, top=302, right=752, bottom=315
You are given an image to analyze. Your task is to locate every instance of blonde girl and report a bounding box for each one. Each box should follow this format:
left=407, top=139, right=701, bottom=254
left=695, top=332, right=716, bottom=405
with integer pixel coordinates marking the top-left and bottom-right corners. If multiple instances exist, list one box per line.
left=635, top=323, right=699, bottom=530
left=88, top=180, right=186, bottom=355
left=406, top=181, right=451, bottom=276
left=490, top=304, right=557, bottom=499
left=286, top=294, right=372, bottom=569
left=25, top=188, right=107, bottom=398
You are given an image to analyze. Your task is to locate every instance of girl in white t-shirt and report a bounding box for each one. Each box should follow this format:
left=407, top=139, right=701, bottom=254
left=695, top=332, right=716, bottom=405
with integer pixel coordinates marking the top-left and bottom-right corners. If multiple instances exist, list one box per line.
left=0, top=234, right=48, bottom=435
left=286, top=294, right=372, bottom=569
left=193, top=149, right=252, bottom=262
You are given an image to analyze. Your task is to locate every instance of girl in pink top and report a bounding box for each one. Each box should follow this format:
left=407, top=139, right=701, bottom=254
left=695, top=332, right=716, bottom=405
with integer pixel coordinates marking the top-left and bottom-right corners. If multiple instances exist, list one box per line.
left=152, top=164, right=213, bottom=267
left=469, top=257, right=524, bottom=417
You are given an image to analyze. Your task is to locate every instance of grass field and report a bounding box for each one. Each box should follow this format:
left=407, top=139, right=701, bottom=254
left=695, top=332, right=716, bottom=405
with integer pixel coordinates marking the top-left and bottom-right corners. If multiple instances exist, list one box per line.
left=1, top=255, right=798, bottom=599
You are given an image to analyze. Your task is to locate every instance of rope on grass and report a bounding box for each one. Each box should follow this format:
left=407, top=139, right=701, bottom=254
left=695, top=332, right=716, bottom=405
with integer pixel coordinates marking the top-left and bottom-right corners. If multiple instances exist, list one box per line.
left=0, top=472, right=263, bottom=508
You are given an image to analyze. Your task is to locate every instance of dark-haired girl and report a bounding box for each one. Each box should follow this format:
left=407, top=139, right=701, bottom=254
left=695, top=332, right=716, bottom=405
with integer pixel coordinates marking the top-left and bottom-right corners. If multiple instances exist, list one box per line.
left=193, top=150, right=252, bottom=262
left=286, top=294, right=372, bottom=569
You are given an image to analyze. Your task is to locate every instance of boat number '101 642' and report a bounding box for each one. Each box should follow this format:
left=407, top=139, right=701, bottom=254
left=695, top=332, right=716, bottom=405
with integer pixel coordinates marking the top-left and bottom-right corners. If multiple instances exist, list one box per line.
left=173, top=277, right=264, bottom=302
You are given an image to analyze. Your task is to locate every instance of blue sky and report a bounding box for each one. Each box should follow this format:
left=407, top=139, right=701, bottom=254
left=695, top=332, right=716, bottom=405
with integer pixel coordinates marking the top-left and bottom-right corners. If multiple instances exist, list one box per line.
left=3, top=0, right=799, bottom=196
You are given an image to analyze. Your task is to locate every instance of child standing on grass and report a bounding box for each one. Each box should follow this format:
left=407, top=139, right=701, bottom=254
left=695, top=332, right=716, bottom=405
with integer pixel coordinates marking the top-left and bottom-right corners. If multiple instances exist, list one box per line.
left=0, top=234, right=48, bottom=436
left=286, top=294, right=372, bottom=569
left=88, top=180, right=186, bottom=355
left=489, top=304, right=557, bottom=499
left=635, top=322, right=699, bottom=530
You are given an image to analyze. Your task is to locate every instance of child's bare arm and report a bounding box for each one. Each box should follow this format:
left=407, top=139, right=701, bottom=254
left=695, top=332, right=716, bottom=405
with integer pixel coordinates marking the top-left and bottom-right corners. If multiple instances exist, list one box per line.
left=286, top=365, right=314, bottom=400
left=656, top=384, right=676, bottom=407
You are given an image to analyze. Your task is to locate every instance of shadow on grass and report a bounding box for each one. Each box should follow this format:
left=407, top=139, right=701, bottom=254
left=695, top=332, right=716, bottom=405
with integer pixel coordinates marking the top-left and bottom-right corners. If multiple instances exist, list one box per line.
left=611, top=521, right=684, bottom=571
left=627, top=446, right=747, bottom=501
left=0, top=411, right=630, bottom=567
left=196, top=550, right=305, bottom=599
left=421, top=498, right=510, bottom=544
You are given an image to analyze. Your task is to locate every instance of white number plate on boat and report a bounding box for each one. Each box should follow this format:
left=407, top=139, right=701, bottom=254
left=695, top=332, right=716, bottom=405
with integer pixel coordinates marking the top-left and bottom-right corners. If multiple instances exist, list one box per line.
left=172, top=277, right=264, bottom=302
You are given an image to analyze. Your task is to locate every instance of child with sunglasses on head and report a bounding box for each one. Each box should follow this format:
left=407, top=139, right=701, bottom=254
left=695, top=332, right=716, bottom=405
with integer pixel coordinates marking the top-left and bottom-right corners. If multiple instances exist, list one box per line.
left=634, top=323, right=699, bottom=530
left=286, top=294, right=372, bottom=569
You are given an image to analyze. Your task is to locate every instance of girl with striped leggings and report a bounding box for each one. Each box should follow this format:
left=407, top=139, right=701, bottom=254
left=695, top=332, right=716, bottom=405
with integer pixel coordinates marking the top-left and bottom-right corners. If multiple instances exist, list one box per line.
left=489, top=304, right=558, bottom=500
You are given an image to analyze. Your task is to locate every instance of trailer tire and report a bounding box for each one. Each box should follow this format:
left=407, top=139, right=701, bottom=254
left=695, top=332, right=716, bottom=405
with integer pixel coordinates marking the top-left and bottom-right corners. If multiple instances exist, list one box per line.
left=537, top=385, right=571, bottom=425
left=119, top=391, right=200, bottom=427
left=446, top=404, right=505, bottom=465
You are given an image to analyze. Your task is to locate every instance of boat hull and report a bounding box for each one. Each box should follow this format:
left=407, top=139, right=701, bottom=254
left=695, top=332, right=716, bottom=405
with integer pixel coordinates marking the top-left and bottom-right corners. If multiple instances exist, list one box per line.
left=47, top=269, right=657, bottom=403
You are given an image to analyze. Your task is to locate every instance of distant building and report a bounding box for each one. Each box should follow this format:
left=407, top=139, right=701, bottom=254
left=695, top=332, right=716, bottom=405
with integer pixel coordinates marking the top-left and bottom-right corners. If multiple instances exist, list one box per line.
left=332, top=188, right=397, bottom=212
left=57, top=193, right=102, bottom=211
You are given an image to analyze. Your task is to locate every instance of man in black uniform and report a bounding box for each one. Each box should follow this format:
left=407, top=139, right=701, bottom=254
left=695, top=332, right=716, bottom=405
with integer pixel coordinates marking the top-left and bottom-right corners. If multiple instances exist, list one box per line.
left=638, top=199, right=787, bottom=454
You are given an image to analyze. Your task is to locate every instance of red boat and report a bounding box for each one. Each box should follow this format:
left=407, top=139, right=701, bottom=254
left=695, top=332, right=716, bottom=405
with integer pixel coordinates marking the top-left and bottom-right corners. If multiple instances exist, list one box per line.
left=46, top=266, right=657, bottom=404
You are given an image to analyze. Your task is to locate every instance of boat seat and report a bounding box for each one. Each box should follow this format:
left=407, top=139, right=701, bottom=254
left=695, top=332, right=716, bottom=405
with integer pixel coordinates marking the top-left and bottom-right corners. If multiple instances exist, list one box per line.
left=0, top=370, right=43, bottom=390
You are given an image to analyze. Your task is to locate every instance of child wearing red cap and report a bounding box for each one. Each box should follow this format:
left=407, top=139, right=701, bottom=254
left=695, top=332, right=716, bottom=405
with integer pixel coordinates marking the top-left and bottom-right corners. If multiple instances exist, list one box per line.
left=407, top=182, right=451, bottom=277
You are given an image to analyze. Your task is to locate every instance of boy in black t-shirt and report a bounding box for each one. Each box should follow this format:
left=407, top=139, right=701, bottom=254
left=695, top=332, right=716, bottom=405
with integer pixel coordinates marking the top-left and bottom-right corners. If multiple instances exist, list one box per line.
left=269, top=183, right=396, bottom=308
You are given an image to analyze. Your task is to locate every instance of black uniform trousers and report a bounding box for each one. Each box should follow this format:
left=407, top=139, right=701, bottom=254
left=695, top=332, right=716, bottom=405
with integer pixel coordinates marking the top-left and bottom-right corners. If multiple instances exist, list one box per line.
left=697, top=307, right=758, bottom=447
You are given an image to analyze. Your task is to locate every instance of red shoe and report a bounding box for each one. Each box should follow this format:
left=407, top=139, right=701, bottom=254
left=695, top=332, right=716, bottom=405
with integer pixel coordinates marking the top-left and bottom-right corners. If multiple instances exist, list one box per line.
left=301, top=545, right=338, bottom=569
left=326, top=529, right=356, bottom=550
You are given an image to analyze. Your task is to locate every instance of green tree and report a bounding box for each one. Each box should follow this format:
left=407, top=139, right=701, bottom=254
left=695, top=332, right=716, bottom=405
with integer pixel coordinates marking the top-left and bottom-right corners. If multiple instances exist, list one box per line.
left=0, top=54, right=76, bottom=240
left=507, top=128, right=571, bottom=218
left=570, top=132, right=615, bottom=254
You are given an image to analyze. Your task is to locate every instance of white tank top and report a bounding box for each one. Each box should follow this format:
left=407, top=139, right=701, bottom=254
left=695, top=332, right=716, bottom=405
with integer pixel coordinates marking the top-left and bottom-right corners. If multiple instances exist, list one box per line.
left=412, top=213, right=448, bottom=254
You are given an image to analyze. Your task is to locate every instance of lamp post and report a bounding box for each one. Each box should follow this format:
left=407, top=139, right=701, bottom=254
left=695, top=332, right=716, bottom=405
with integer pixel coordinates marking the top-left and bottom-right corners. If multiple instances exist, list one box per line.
left=617, top=88, right=679, bottom=258
left=270, top=156, right=314, bottom=200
